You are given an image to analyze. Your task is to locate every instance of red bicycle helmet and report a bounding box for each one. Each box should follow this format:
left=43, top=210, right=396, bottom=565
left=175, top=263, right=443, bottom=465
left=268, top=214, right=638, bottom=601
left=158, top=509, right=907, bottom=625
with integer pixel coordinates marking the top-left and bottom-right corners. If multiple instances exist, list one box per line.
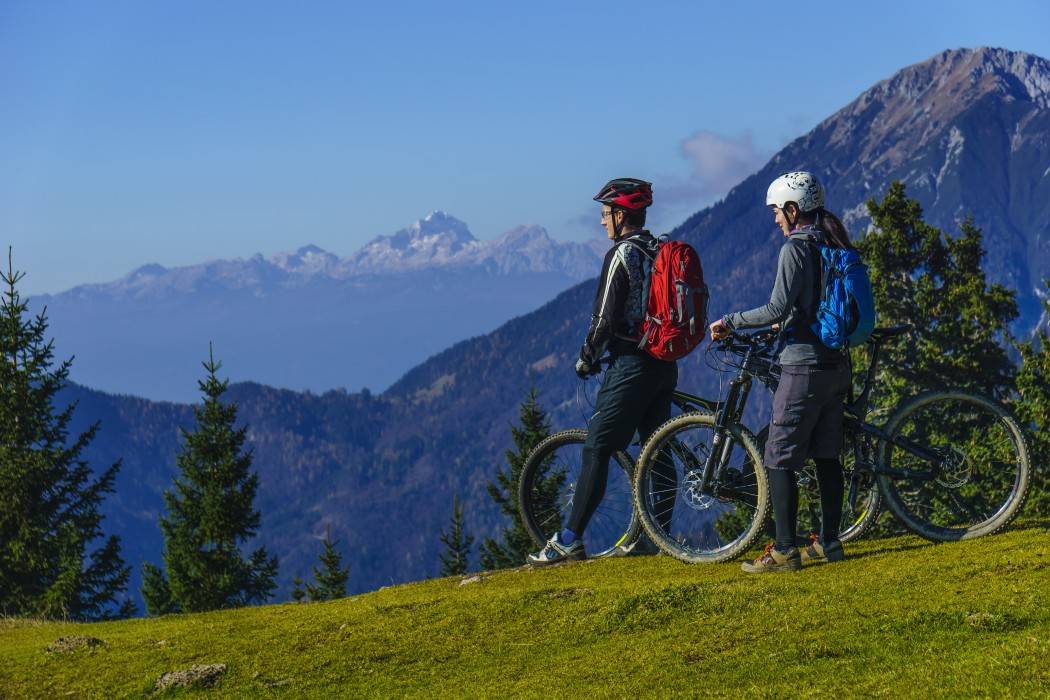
left=593, top=178, right=653, bottom=210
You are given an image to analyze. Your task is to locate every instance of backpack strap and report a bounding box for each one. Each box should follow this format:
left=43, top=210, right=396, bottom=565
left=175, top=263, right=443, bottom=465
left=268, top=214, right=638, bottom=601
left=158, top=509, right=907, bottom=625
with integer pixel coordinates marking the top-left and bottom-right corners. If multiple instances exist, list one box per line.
left=790, top=235, right=826, bottom=322
left=619, top=237, right=658, bottom=261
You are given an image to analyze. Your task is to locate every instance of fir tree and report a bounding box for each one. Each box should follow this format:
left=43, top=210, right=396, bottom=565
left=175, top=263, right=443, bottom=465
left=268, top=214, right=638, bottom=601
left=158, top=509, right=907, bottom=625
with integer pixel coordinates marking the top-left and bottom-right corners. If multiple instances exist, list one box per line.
left=851, top=184, right=1020, bottom=535
left=857, top=182, right=1018, bottom=404
left=0, top=250, right=132, bottom=620
left=304, top=528, right=349, bottom=602
left=291, top=577, right=307, bottom=603
left=439, top=495, right=473, bottom=577
left=1015, top=280, right=1050, bottom=518
left=480, top=387, right=551, bottom=570
left=141, top=345, right=278, bottom=615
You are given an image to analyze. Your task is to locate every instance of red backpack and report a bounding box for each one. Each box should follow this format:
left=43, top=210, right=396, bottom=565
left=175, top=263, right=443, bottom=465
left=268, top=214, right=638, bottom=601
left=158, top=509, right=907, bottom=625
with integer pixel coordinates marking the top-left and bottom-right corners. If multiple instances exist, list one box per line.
left=628, top=239, right=709, bottom=361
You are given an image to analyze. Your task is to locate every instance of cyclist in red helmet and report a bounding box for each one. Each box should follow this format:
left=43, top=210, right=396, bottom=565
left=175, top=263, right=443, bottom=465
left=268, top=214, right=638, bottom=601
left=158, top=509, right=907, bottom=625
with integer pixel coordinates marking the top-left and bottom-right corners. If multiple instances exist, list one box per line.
left=527, top=178, right=678, bottom=566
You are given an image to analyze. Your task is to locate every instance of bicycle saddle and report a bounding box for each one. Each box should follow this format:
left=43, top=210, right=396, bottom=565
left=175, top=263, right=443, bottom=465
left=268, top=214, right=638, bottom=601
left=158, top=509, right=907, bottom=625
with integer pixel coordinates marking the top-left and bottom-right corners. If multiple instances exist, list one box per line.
left=869, top=325, right=911, bottom=342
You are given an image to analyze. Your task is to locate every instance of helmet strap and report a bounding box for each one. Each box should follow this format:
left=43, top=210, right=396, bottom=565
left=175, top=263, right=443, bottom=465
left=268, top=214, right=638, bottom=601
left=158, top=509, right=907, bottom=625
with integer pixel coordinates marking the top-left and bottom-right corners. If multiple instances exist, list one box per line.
left=613, top=208, right=624, bottom=240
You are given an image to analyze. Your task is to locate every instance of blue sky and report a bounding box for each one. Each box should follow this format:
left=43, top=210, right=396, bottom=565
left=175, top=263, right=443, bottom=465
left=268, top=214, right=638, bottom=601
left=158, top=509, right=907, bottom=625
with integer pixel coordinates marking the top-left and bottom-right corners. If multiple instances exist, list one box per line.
left=3, top=1, right=1050, bottom=294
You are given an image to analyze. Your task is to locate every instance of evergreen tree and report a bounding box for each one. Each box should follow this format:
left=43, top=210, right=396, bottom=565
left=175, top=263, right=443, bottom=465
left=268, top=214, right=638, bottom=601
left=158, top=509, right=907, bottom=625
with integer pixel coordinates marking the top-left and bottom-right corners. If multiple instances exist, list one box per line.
left=141, top=345, right=278, bottom=615
left=438, top=495, right=473, bottom=577
left=1015, top=280, right=1050, bottom=517
left=304, top=528, right=349, bottom=601
left=290, top=577, right=307, bottom=603
left=0, top=250, right=132, bottom=620
left=480, top=387, right=551, bottom=570
left=857, top=182, right=1018, bottom=405
left=852, top=184, right=1021, bottom=536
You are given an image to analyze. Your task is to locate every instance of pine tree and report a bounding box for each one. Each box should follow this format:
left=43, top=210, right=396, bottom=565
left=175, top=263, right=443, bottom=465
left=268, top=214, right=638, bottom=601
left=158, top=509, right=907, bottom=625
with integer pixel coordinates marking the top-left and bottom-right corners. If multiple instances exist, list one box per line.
left=141, top=345, right=278, bottom=615
left=439, top=495, right=473, bottom=577
left=857, top=182, right=1018, bottom=405
left=290, top=577, right=307, bottom=603
left=1015, top=280, right=1050, bottom=517
left=480, top=387, right=551, bottom=570
left=304, top=528, right=349, bottom=602
left=852, top=184, right=1021, bottom=536
left=0, top=250, right=132, bottom=620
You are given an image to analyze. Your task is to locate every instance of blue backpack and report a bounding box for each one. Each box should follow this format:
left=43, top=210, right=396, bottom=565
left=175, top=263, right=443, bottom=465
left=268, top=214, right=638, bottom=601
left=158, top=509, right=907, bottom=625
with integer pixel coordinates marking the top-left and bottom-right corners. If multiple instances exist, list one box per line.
left=808, top=243, right=876, bottom=349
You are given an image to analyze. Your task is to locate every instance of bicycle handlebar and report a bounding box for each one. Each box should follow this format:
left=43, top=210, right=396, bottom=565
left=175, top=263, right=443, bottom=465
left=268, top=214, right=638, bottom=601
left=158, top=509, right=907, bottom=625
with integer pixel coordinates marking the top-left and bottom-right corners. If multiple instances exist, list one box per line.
left=716, top=328, right=779, bottom=353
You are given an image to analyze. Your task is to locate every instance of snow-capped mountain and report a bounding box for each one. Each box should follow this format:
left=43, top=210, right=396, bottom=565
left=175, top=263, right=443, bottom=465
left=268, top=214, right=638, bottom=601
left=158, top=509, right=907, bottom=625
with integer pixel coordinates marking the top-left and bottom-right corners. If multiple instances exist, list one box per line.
left=31, top=215, right=606, bottom=401
left=59, top=213, right=603, bottom=303
left=344, top=211, right=484, bottom=273
left=345, top=212, right=605, bottom=277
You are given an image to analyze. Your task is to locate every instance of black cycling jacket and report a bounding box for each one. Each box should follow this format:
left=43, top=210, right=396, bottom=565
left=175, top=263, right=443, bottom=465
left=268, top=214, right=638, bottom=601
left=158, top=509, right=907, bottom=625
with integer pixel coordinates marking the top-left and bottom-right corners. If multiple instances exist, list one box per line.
left=580, top=230, right=656, bottom=365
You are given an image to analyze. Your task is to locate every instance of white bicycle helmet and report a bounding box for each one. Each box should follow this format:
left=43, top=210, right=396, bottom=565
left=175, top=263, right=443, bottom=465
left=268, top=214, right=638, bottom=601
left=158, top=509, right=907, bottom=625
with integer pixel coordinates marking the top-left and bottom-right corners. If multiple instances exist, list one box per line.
left=766, top=171, right=825, bottom=212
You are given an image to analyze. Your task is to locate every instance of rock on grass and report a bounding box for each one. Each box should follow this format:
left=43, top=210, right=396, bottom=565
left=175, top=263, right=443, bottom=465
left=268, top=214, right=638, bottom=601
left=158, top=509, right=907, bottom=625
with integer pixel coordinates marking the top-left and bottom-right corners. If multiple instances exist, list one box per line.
left=154, top=663, right=227, bottom=691
left=46, top=636, right=104, bottom=653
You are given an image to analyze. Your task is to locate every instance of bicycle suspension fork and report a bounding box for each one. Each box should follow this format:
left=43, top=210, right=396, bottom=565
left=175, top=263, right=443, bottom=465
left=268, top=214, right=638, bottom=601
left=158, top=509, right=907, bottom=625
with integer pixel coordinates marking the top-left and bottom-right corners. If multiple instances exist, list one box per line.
left=699, top=374, right=751, bottom=493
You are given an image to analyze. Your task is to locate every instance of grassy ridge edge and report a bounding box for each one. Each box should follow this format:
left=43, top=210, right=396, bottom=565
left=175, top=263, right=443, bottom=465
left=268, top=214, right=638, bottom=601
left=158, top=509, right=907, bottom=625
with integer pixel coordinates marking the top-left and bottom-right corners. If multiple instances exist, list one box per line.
left=2, top=525, right=1048, bottom=698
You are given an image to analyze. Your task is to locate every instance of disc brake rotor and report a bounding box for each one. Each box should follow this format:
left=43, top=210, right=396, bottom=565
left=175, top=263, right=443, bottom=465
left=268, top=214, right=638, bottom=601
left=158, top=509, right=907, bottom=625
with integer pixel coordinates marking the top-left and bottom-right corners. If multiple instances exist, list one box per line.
left=682, top=470, right=717, bottom=510
left=936, top=447, right=972, bottom=488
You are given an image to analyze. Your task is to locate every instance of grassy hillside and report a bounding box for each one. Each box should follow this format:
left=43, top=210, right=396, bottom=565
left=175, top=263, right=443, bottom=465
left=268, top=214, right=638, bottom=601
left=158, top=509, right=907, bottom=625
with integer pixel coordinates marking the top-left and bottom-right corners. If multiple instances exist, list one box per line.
left=3, top=525, right=1047, bottom=698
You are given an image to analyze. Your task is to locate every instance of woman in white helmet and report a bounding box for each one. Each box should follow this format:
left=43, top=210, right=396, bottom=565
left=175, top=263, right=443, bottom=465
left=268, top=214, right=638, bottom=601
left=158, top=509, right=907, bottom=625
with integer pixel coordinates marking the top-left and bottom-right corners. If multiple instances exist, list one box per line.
left=709, top=171, right=853, bottom=573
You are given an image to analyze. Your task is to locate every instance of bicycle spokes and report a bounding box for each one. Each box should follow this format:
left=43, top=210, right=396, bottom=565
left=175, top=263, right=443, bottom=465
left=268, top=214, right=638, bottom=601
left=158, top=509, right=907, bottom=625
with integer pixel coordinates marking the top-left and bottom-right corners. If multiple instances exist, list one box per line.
left=519, top=430, right=638, bottom=558
left=638, top=415, right=768, bottom=562
left=877, top=392, right=1030, bottom=540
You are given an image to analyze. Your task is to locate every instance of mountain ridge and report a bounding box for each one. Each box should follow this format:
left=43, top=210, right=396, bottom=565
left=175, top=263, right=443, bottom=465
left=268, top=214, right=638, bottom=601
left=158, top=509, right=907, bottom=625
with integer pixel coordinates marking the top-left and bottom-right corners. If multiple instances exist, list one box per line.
left=29, top=213, right=605, bottom=400
left=36, top=212, right=602, bottom=302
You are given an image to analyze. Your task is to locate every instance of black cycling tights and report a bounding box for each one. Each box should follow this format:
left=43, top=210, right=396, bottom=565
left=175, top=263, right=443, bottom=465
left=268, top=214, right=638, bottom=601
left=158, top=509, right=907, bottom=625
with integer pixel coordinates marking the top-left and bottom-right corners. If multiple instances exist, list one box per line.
left=769, top=458, right=844, bottom=551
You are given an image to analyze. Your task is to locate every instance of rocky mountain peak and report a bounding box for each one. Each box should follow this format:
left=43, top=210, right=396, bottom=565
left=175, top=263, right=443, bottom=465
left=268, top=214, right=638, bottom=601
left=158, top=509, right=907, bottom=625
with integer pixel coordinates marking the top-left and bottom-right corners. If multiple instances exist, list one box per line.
left=346, top=212, right=481, bottom=272
left=820, top=47, right=1050, bottom=173
left=271, top=244, right=339, bottom=274
left=400, top=211, right=476, bottom=247
left=492, top=224, right=551, bottom=248
left=129, top=263, right=168, bottom=279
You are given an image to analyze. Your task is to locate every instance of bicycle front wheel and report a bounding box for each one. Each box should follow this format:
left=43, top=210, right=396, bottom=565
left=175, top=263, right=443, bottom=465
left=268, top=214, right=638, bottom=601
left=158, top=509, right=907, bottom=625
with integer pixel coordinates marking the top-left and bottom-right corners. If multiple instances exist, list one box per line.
left=517, top=429, right=639, bottom=558
left=876, top=391, right=1031, bottom=541
left=633, top=412, right=769, bottom=563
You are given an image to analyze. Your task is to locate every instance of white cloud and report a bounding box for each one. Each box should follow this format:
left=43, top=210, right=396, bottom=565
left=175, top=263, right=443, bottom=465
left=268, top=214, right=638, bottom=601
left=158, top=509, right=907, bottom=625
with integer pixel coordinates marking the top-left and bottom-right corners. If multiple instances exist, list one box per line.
left=671, top=130, right=770, bottom=203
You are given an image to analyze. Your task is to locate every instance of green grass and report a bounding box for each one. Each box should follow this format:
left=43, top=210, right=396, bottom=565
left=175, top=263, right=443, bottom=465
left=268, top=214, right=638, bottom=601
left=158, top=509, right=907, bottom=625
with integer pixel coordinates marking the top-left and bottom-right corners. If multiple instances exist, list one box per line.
left=3, top=525, right=1048, bottom=698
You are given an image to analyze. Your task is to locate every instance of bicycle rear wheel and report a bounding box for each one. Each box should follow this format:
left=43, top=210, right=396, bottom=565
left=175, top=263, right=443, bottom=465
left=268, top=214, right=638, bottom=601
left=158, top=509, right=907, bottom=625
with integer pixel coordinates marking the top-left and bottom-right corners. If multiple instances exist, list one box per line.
left=633, top=412, right=769, bottom=563
left=753, top=426, right=881, bottom=545
left=876, top=391, right=1031, bottom=541
left=517, top=429, right=639, bottom=558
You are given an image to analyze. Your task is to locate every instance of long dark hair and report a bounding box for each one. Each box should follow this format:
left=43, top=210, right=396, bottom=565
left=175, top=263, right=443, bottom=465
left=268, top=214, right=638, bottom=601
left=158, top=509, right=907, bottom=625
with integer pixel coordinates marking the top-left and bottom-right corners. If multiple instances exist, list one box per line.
left=813, top=208, right=854, bottom=250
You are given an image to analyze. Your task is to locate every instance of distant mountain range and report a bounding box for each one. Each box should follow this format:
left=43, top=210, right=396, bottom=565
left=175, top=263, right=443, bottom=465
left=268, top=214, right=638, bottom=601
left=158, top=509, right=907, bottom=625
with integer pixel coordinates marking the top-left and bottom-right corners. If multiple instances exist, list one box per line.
left=59, top=47, right=1050, bottom=608
left=32, top=212, right=605, bottom=401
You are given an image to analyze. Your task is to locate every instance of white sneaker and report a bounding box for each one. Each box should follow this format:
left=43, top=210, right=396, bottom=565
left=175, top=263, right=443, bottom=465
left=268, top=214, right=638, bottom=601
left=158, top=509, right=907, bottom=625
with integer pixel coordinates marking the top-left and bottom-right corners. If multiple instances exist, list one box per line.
left=526, top=533, right=586, bottom=567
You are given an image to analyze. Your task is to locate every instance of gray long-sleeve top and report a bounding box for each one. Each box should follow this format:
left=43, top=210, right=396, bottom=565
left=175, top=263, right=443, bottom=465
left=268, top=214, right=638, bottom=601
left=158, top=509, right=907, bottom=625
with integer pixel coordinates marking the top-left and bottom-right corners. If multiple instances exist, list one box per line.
left=723, top=226, right=845, bottom=366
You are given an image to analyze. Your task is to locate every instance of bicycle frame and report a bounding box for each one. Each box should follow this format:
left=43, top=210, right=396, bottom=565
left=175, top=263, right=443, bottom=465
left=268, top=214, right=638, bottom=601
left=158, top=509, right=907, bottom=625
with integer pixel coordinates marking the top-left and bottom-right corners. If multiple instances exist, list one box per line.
left=699, top=327, right=942, bottom=507
left=844, top=332, right=945, bottom=484
left=696, top=335, right=777, bottom=495
left=671, top=389, right=718, bottom=414
left=845, top=416, right=940, bottom=480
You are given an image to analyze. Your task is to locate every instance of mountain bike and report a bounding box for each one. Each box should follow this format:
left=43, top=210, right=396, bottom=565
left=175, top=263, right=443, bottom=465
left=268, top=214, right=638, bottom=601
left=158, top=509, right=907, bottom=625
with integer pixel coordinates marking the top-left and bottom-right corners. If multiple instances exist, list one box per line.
left=518, top=346, right=879, bottom=558
left=516, top=362, right=720, bottom=559
left=632, top=326, right=1032, bottom=564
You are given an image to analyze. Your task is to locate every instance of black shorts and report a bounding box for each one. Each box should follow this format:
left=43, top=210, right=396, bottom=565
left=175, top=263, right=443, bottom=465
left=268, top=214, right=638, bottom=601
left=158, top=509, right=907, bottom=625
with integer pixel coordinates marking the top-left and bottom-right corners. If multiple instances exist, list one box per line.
left=763, top=363, right=851, bottom=471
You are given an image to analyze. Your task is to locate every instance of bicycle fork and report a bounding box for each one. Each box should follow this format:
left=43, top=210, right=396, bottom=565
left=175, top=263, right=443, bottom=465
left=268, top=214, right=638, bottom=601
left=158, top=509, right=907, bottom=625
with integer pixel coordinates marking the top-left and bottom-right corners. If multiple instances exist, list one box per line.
left=699, top=376, right=749, bottom=493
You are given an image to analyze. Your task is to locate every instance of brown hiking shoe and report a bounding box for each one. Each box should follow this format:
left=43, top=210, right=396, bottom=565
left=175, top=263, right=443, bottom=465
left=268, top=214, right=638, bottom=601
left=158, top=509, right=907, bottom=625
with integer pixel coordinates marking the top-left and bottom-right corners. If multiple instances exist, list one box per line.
left=801, top=535, right=844, bottom=564
left=741, top=543, right=801, bottom=573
